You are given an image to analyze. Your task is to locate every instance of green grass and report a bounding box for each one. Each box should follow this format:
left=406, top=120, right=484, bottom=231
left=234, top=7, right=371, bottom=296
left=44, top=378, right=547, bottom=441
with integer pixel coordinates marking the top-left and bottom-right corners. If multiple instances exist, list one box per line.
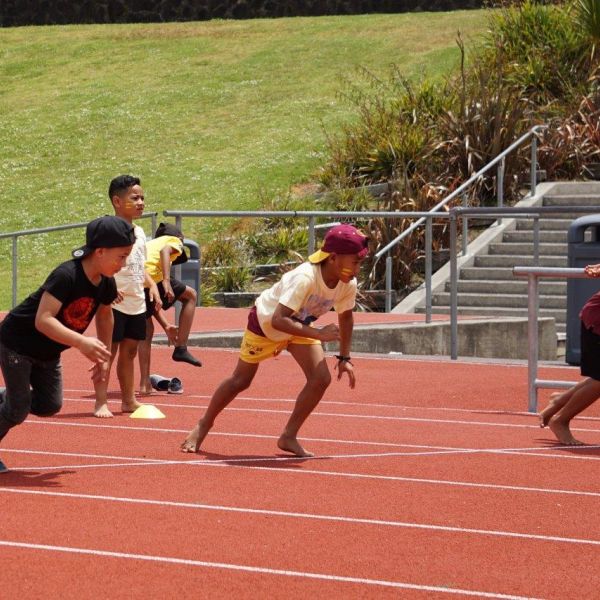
left=0, top=12, right=488, bottom=308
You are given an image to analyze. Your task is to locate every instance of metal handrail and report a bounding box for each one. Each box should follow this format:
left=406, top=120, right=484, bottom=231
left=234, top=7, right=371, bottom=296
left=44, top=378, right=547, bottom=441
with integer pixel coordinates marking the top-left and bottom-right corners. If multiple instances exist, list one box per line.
left=2, top=212, right=158, bottom=308
left=513, top=266, right=587, bottom=413
left=163, top=209, right=453, bottom=318
left=372, top=124, right=547, bottom=310
left=374, top=124, right=547, bottom=260
left=448, top=206, right=600, bottom=360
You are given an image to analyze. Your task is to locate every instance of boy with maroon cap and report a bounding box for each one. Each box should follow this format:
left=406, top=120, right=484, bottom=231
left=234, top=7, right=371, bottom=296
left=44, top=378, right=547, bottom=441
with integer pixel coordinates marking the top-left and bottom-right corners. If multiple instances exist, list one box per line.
left=539, top=262, right=600, bottom=445
left=181, top=223, right=368, bottom=457
left=0, top=215, right=135, bottom=472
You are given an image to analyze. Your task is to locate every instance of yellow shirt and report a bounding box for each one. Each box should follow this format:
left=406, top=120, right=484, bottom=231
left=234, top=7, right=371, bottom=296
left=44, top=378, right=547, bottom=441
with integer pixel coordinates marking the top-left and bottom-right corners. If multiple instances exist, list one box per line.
left=145, top=235, right=184, bottom=283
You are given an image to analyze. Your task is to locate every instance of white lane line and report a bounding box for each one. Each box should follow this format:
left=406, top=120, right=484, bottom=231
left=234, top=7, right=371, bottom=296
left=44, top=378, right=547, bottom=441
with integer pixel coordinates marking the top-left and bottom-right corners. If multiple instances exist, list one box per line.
left=4, top=447, right=600, bottom=498
left=9, top=435, right=600, bottom=465
left=23, top=418, right=600, bottom=455
left=1, top=487, right=599, bottom=550
left=56, top=395, right=600, bottom=432
left=0, top=540, right=539, bottom=599
left=63, top=389, right=557, bottom=417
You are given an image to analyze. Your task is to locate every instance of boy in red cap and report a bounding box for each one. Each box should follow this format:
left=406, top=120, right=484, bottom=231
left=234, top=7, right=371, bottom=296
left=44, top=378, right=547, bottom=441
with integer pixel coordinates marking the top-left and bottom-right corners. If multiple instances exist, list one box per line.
left=181, top=223, right=368, bottom=457
left=0, top=215, right=135, bottom=472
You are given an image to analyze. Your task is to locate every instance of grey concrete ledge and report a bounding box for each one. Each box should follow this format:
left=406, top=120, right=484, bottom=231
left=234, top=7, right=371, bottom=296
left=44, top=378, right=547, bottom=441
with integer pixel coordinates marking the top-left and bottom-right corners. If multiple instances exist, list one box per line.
left=154, top=316, right=556, bottom=360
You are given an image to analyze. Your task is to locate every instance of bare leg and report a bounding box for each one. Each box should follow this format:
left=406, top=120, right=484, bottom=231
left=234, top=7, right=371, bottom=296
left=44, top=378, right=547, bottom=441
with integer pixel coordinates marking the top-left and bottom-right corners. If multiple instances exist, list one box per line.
left=548, top=378, right=600, bottom=445
left=172, top=289, right=202, bottom=367
left=117, top=338, right=142, bottom=413
left=180, top=359, right=258, bottom=453
left=278, top=344, right=331, bottom=458
left=93, top=344, right=118, bottom=418
left=138, top=318, right=154, bottom=395
left=539, top=379, right=590, bottom=427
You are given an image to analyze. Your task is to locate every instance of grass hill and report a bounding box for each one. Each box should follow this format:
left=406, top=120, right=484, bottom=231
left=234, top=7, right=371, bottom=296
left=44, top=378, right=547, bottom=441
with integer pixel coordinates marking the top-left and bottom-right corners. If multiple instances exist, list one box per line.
left=0, top=12, right=487, bottom=307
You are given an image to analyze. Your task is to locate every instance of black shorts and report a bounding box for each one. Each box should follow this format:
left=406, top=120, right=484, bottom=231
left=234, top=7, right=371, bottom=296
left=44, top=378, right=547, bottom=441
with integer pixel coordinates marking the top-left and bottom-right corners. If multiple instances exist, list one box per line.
left=112, top=309, right=147, bottom=342
left=580, top=322, right=600, bottom=381
left=145, top=278, right=187, bottom=318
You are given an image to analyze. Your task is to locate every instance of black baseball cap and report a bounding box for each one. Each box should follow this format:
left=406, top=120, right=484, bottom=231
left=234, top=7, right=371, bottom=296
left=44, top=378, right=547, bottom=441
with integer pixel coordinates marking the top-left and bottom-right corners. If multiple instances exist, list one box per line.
left=154, top=222, right=188, bottom=265
left=72, top=215, right=136, bottom=259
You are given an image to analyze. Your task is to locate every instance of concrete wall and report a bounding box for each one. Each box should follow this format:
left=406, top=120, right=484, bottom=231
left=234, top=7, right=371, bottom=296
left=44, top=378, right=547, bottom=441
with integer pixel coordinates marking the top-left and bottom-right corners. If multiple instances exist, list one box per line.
left=173, top=315, right=556, bottom=360
left=346, top=317, right=556, bottom=360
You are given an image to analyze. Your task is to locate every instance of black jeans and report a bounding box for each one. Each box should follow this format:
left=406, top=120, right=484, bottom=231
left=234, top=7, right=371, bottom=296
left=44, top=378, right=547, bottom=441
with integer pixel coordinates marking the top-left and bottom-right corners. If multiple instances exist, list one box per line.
left=0, top=341, right=62, bottom=442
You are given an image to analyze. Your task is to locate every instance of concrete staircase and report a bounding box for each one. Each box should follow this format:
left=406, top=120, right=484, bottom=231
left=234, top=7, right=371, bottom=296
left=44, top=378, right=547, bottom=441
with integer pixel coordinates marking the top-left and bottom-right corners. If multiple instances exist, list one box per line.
left=394, top=182, right=600, bottom=336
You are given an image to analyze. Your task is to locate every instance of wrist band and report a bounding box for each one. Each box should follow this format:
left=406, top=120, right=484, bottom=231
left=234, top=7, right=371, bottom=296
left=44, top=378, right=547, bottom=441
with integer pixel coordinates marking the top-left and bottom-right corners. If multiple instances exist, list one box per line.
left=335, top=355, right=353, bottom=365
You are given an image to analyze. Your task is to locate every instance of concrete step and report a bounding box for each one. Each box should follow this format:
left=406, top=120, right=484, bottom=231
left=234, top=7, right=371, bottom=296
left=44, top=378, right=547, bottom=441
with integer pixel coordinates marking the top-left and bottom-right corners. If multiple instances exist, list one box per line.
left=432, top=292, right=565, bottom=309
left=451, top=279, right=566, bottom=295
left=474, top=254, right=568, bottom=268
left=488, top=242, right=567, bottom=255
left=503, top=230, right=567, bottom=243
left=415, top=305, right=566, bottom=329
left=536, top=211, right=600, bottom=221
left=543, top=195, right=600, bottom=207
left=460, top=267, right=516, bottom=280
left=515, top=218, right=573, bottom=231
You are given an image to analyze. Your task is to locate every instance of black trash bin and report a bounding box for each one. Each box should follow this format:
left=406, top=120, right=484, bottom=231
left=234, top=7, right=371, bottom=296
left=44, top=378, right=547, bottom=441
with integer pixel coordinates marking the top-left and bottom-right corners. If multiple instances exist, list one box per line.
left=566, top=216, right=600, bottom=364
left=177, top=238, right=201, bottom=306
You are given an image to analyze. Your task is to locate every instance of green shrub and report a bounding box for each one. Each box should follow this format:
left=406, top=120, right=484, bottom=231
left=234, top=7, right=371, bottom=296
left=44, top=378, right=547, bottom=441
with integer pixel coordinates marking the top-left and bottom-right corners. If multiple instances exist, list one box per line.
left=202, top=235, right=253, bottom=293
left=481, top=0, right=588, bottom=108
left=538, top=88, right=600, bottom=178
left=209, top=265, right=253, bottom=293
left=318, top=71, right=450, bottom=188
left=246, top=227, right=308, bottom=264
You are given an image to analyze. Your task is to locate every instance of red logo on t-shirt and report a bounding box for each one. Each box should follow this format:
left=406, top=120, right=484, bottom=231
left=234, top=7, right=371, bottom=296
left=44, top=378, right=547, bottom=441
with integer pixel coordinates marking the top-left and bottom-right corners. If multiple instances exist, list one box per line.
left=62, top=297, right=96, bottom=332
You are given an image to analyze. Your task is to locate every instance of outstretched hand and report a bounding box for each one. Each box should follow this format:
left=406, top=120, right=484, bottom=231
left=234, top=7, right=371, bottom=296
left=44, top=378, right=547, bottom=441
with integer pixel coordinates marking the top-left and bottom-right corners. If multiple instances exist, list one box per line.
left=89, top=360, right=110, bottom=384
left=585, top=263, right=600, bottom=278
left=78, top=337, right=111, bottom=363
left=317, top=323, right=340, bottom=342
left=335, top=359, right=356, bottom=389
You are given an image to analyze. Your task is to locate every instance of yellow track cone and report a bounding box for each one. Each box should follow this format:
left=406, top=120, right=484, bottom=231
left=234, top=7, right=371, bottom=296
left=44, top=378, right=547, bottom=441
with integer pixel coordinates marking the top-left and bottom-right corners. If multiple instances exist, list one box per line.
left=130, top=404, right=166, bottom=419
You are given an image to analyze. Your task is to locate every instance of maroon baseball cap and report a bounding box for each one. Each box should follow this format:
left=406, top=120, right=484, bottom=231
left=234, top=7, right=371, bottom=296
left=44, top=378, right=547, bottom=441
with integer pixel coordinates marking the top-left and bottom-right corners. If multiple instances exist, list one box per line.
left=308, top=224, right=369, bottom=264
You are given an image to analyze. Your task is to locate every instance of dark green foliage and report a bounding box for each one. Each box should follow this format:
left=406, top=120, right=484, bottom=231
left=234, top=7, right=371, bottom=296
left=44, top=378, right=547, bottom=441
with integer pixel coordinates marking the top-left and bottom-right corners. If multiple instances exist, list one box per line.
left=1, top=0, right=485, bottom=27
left=317, top=1, right=600, bottom=291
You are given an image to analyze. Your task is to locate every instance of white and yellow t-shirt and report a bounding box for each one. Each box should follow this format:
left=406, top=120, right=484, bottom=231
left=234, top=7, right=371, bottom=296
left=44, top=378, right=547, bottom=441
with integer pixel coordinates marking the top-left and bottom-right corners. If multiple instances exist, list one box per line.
left=254, top=262, right=356, bottom=342
left=113, top=224, right=147, bottom=315
left=145, top=235, right=184, bottom=283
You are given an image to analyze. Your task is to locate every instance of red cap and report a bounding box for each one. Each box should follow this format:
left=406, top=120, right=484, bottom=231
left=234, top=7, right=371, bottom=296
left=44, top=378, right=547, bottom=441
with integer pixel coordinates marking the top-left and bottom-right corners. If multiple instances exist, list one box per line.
left=308, top=224, right=369, bottom=264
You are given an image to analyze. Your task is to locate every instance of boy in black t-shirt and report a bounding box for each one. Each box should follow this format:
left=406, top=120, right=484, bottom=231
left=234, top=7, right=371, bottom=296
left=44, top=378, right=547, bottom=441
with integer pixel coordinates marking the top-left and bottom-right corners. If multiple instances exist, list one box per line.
left=0, top=215, right=135, bottom=472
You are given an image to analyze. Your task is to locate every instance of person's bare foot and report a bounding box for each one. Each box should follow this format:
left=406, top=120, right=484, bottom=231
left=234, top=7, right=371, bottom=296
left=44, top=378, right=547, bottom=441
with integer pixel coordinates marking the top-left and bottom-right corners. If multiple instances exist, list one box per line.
left=549, top=418, right=584, bottom=445
left=180, top=421, right=211, bottom=453
left=121, top=399, right=142, bottom=413
left=277, top=434, right=314, bottom=457
left=94, top=403, right=114, bottom=418
left=138, top=386, right=153, bottom=396
left=539, top=392, right=562, bottom=428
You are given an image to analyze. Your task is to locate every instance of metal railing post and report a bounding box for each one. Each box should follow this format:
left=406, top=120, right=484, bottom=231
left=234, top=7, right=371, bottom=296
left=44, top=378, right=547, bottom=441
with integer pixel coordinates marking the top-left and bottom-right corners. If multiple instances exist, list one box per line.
left=12, top=236, right=17, bottom=308
left=462, top=192, right=468, bottom=256
left=425, top=216, right=432, bottom=323
left=530, top=135, right=538, bottom=195
left=450, top=212, right=458, bottom=359
left=385, top=253, right=393, bottom=313
left=527, top=272, right=539, bottom=413
left=497, top=157, right=505, bottom=209
left=308, top=216, right=316, bottom=255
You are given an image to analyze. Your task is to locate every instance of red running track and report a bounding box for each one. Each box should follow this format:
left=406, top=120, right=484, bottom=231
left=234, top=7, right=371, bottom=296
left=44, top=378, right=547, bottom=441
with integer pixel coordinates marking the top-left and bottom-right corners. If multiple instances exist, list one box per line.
left=1, top=342, right=600, bottom=598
